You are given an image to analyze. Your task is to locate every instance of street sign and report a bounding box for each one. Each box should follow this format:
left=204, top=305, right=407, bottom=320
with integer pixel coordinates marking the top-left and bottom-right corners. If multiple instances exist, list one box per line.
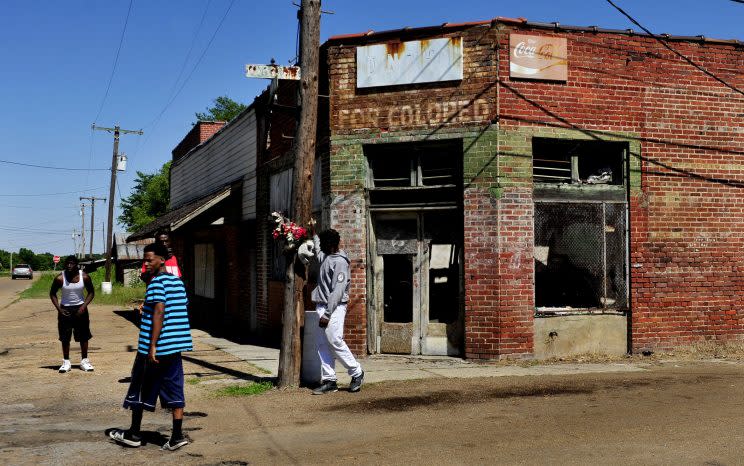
left=53, top=256, right=60, bottom=264
left=245, top=64, right=301, bottom=80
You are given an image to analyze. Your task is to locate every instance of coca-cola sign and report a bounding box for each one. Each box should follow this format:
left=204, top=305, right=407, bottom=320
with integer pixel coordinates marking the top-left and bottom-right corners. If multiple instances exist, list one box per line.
left=509, top=34, right=567, bottom=81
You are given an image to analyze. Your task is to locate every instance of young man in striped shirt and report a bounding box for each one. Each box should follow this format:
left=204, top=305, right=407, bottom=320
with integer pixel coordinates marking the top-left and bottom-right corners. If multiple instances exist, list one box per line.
left=110, top=242, right=193, bottom=451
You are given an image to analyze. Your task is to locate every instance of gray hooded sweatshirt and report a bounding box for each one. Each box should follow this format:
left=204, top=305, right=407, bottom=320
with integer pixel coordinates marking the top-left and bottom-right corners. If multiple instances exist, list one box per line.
left=311, top=234, right=350, bottom=318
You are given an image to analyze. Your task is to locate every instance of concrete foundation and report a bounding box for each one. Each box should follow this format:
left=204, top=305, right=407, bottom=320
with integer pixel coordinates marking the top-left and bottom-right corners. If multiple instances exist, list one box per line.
left=533, top=314, right=627, bottom=359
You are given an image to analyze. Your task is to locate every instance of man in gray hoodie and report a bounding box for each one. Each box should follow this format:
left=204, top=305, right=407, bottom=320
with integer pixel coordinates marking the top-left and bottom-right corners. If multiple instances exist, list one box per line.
left=311, top=228, right=364, bottom=394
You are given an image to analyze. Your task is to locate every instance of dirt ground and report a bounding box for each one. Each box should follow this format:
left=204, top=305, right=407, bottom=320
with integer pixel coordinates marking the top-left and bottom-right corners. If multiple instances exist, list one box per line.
left=1, top=277, right=744, bottom=465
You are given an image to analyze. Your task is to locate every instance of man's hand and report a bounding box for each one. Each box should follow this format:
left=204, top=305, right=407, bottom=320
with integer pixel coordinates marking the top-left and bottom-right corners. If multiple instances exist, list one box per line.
left=57, top=307, right=71, bottom=317
left=148, top=346, right=159, bottom=364
left=319, top=315, right=330, bottom=328
left=76, top=304, right=87, bottom=316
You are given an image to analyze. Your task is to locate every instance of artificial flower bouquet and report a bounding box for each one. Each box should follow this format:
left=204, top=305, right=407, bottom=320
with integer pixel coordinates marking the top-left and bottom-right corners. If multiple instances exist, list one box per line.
left=271, top=212, right=308, bottom=251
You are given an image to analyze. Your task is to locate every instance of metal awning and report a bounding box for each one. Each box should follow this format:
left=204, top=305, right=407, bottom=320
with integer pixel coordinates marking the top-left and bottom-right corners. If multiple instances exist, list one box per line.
left=127, top=187, right=231, bottom=241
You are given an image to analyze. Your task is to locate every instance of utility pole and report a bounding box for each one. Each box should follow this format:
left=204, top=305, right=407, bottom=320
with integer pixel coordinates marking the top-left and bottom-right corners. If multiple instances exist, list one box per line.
left=92, top=124, right=142, bottom=282
left=81, top=196, right=106, bottom=257
left=277, top=0, right=321, bottom=388
left=80, top=203, right=87, bottom=259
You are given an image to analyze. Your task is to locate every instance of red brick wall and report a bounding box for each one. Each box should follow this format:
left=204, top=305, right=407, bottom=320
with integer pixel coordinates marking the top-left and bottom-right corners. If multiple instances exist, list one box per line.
left=495, top=26, right=744, bottom=352
left=326, top=22, right=744, bottom=357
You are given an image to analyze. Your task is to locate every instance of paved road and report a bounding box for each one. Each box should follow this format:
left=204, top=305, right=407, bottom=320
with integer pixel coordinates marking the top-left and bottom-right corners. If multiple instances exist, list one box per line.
left=0, top=275, right=35, bottom=309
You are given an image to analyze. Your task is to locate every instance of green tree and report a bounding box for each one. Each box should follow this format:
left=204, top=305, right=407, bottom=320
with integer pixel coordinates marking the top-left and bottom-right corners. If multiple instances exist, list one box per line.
left=118, top=161, right=171, bottom=233
left=195, top=95, right=247, bottom=122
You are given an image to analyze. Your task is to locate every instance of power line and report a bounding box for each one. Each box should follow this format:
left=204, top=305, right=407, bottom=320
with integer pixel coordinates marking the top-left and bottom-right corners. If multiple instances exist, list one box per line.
left=140, top=0, right=236, bottom=139
left=0, top=187, right=106, bottom=197
left=606, top=0, right=744, bottom=97
left=0, top=159, right=108, bottom=171
left=93, top=0, right=135, bottom=123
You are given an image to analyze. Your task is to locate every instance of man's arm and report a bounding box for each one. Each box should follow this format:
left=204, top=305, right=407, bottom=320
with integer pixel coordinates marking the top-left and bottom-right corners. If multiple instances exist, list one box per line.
left=319, top=260, right=349, bottom=328
left=313, top=234, right=326, bottom=263
left=148, top=302, right=165, bottom=364
left=78, top=273, right=95, bottom=314
left=49, top=275, right=65, bottom=315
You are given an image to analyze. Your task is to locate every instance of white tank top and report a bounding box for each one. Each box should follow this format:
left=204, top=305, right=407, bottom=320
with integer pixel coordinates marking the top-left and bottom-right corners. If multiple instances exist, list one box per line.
left=61, top=270, right=85, bottom=306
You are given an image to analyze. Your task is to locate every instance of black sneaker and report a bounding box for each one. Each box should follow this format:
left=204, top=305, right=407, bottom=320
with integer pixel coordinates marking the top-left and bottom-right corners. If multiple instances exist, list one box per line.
left=312, top=380, right=338, bottom=395
left=109, top=429, right=142, bottom=447
left=349, top=370, right=364, bottom=393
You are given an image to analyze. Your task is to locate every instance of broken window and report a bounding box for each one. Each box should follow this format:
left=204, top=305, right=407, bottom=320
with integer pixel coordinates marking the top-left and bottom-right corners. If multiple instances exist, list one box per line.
left=366, top=141, right=461, bottom=208
left=533, top=138, right=625, bottom=185
left=533, top=138, right=628, bottom=313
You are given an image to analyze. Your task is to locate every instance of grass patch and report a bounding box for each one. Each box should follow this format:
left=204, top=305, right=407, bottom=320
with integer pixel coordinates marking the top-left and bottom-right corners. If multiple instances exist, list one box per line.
left=214, top=382, right=273, bottom=397
left=186, top=377, right=201, bottom=385
left=20, top=268, right=145, bottom=307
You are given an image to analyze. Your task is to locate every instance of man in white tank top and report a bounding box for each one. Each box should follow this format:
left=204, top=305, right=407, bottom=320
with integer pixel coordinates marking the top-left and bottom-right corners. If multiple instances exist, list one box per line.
left=49, top=255, right=96, bottom=373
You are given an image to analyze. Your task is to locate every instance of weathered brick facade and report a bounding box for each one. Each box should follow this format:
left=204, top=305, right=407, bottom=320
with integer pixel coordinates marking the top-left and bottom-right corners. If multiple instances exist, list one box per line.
left=324, top=18, right=744, bottom=358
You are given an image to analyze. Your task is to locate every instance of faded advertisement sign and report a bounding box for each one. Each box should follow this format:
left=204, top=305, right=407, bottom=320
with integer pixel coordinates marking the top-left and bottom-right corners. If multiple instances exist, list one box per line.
left=509, top=34, right=567, bottom=81
left=357, top=37, right=463, bottom=88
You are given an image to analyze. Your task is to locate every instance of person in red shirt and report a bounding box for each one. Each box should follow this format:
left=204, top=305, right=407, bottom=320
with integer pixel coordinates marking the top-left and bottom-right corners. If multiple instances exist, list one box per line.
left=140, top=230, right=181, bottom=285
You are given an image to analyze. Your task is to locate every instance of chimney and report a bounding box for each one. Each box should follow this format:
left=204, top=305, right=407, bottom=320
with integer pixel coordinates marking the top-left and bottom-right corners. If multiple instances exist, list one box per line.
left=172, top=121, right=227, bottom=162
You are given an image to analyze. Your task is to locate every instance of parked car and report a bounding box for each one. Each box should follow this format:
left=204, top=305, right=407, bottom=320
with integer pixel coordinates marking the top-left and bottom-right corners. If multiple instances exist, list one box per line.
left=11, top=264, right=33, bottom=280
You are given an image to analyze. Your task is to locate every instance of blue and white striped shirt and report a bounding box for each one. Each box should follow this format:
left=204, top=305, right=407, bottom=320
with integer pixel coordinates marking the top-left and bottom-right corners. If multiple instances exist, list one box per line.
left=138, top=273, right=193, bottom=356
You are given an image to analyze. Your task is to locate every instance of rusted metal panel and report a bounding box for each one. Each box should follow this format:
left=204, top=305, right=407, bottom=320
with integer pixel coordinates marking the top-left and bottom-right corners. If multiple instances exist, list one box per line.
left=509, top=34, right=568, bottom=81
left=244, top=64, right=301, bottom=80
left=356, top=37, right=463, bottom=88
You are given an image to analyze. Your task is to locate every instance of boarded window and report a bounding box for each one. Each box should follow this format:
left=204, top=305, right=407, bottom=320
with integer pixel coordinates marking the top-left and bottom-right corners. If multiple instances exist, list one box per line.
left=194, top=243, right=215, bottom=299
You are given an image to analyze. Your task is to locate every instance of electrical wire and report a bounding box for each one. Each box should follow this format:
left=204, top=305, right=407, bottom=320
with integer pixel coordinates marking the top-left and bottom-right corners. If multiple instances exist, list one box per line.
left=0, top=159, right=108, bottom=171
left=0, top=187, right=106, bottom=197
left=606, top=0, right=744, bottom=97
left=138, top=0, right=237, bottom=152
left=93, top=0, right=135, bottom=124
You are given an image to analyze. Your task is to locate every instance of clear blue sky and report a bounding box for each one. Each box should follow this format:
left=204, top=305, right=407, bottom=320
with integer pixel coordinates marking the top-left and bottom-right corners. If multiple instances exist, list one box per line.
left=0, top=0, right=741, bottom=257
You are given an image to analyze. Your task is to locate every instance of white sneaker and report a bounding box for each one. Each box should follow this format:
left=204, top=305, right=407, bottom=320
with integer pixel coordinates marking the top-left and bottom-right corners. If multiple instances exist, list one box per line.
left=80, top=358, right=94, bottom=372
left=59, top=360, right=71, bottom=373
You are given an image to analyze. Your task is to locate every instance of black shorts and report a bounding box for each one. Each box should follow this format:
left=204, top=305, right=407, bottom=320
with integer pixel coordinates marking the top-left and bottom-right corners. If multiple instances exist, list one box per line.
left=123, top=353, right=185, bottom=412
left=57, top=305, right=92, bottom=342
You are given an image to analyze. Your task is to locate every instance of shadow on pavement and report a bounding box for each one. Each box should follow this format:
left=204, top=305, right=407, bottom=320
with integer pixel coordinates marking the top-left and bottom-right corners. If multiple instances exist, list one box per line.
left=104, top=428, right=168, bottom=448
left=181, top=354, right=275, bottom=385
left=112, top=303, right=275, bottom=385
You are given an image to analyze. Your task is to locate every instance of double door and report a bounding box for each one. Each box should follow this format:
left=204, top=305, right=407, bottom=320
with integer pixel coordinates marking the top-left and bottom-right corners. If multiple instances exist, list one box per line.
left=371, top=211, right=462, bottom=355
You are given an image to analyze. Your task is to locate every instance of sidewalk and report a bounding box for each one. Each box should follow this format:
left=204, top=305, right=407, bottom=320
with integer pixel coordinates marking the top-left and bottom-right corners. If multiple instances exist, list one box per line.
left=192, top=329, right=649, bottom=385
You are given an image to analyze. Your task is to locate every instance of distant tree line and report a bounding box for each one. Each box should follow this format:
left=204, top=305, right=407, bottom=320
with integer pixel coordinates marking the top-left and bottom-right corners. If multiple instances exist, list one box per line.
left=0, top=248, right=57, bottom=271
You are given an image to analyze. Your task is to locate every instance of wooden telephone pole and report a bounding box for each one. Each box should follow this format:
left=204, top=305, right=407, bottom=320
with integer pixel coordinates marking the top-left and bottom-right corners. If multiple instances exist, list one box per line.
left=277, top=0, right=321, bottom=388
left=92, top=124, right=143, bottom=282
left=81, top=196, right=106, bottom=257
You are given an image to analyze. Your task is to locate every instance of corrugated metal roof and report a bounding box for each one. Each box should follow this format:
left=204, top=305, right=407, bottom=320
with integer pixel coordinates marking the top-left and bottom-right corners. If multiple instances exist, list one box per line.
left=113, top=233, right=152, bottom=260
left=325, top=16, right=743, bottom=47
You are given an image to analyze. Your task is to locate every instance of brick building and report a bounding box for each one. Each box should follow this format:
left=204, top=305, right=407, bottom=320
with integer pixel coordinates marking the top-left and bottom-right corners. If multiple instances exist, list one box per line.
left=321, top=17, right=744, bottom=359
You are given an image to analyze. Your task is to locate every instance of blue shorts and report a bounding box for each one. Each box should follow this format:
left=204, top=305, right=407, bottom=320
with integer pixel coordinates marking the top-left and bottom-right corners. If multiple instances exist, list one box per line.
left=123, top=353, right=185, bottom=412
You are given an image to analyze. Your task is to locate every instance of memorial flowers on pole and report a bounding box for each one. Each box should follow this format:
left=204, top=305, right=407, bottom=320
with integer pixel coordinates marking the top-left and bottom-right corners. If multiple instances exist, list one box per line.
left=271, top=212, right=308, bottom=252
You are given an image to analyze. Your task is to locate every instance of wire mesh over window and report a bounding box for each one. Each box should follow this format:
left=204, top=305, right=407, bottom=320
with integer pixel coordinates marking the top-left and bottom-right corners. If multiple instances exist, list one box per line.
left=534, top=201, right=627, bottom=311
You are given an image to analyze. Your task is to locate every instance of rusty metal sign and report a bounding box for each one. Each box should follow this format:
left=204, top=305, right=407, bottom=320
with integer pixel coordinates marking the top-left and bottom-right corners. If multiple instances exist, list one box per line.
left=244, top=64, right=301, bottom=80
left=356, top=37, right=463, bottom=88
left=509, top=34, right=567, bottom=81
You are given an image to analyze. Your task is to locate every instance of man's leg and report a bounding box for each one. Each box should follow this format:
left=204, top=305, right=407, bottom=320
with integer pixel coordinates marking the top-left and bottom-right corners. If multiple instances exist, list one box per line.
left=315, top=305, right=338, bottom=382
left=80, top=340, right=88, bottom=359
left=58, top=314, right=72, bottom=373
left=161, top=355, right=189, bottom=450
left=324, top=305, right=362, bottom=378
